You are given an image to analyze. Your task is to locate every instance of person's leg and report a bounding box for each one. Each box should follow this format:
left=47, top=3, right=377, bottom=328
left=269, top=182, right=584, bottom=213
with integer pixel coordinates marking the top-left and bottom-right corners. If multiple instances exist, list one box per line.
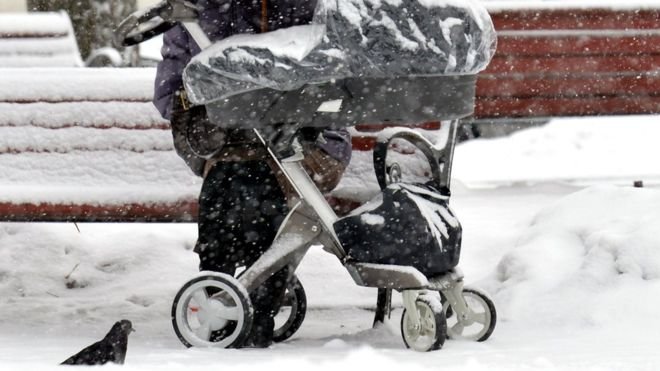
left=194, top=161, right=244, bottom=343
left=235, top=160, right=290, bottom=347
left=195, top=161, right=244, bottom=276
left=197, top=160, right=289, bottom=347
left=244, top=265, right=292, bottom=347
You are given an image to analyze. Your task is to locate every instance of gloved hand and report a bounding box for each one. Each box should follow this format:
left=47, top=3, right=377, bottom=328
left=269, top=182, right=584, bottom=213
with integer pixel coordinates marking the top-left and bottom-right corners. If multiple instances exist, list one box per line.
left=298, top=127, right=323, bottom=143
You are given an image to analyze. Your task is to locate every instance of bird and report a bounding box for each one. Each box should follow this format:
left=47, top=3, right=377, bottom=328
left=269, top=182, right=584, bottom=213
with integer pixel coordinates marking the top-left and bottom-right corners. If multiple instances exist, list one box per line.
left=61, top=319, right=135, bottom=366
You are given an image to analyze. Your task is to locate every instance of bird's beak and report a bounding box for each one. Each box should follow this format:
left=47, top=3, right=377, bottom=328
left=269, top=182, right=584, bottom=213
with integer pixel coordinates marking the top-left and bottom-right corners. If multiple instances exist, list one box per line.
left=131, top=328, right=136, bottom=333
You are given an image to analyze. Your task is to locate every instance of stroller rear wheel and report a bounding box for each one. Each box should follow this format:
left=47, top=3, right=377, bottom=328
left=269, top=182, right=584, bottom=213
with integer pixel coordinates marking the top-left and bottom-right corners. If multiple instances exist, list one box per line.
left=273, top=275, right=307, bottom=343
left=171, top=272, right=253, bottom=348
left=401, top=295, right=447, bottom=352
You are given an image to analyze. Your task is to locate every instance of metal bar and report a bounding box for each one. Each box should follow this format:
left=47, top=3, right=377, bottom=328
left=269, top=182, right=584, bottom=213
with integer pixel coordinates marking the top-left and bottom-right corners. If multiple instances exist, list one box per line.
left=182, top=22, right=212, bottom=49
left=440, top=120, right=459, bottom=193
left=237, top=210, right=320, bottom=293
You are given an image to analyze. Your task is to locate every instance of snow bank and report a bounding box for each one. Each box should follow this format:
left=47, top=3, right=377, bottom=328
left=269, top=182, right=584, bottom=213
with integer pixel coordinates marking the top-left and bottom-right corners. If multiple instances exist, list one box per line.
left=453, top=115, right=660, bottom=188
left=485, top=185, right=660, bottom=327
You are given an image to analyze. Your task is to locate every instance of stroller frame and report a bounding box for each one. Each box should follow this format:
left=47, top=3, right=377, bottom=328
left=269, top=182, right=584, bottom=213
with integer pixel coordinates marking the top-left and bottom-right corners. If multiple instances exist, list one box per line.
left=115, top=0, right=497, bottom=351
left=179, top=22, right=464, bottom=294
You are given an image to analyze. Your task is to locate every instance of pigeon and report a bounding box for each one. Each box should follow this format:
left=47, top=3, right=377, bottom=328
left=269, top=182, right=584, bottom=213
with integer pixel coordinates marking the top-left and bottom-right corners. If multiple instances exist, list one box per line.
left=61, top=319, right=135, bottom=366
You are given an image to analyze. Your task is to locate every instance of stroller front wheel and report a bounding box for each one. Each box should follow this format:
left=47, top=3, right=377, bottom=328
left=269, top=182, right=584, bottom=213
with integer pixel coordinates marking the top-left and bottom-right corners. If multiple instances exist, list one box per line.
left=401, top=295, right=447, bottom=352
left=443, top=287, right=496, bottom=342
left=171, top=272, right=253, bottom=348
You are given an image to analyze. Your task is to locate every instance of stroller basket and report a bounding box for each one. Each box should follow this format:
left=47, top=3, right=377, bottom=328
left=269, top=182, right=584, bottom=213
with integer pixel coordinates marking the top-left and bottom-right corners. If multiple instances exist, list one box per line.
left=203, top=74, right=477, bottom=129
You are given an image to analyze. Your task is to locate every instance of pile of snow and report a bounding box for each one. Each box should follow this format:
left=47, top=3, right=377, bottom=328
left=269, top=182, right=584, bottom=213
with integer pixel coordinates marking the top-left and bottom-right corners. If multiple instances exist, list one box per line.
left=453, top=115, right=660, bottom=187
left=484, top=185, right=660, bottom=328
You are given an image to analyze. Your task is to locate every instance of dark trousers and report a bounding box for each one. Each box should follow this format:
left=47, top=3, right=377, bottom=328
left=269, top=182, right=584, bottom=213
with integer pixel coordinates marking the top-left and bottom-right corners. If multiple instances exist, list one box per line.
left=195, top=160, right=290, bottom=344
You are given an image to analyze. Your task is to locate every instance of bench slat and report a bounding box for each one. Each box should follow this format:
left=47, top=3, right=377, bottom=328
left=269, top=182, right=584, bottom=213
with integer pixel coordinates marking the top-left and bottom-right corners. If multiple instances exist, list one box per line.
left=496, top=33, right=660, bottom=56
left=490, top=8, right=660, bottom=31
left=486, top=54, right=660, bottom=74
left=0, top=68, right=157, bottom=102
left=0, top=126, right=173, bottom=154
left=0, top=102, right=168, bottom=129
left=0, top=196, right=361, bottom=222
left=0, top=200, right=198, bottom=223
left=476, top=95, right=660, bottom=118
left=0, top=12, right=73, bottom=38
left=477, top=73, right=660, bottom=98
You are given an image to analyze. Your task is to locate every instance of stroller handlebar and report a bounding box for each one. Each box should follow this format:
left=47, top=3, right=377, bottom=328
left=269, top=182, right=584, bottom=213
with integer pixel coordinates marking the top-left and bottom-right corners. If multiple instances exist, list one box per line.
left=373, top=125, right=458, bottom=195
left=113, top=0, right=198, bottom=47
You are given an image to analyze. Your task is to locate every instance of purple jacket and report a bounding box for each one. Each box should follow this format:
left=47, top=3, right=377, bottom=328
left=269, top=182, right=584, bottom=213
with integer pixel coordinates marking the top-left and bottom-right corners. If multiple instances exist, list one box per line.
left=153, top=0, right=351, bottom=165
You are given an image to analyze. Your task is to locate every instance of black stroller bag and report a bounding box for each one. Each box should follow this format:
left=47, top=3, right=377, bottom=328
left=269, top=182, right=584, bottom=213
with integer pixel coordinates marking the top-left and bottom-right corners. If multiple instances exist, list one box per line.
left=334, top=183, right=462, bottom=277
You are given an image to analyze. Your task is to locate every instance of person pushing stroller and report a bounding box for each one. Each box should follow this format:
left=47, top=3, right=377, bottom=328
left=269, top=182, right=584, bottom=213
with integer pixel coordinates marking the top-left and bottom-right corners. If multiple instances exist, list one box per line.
left=153, top=0, right=351, bottom=348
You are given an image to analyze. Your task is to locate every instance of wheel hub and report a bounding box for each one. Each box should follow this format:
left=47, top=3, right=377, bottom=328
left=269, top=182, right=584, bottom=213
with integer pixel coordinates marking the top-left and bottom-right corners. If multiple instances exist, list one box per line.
left=196, top=298, right=229, bottom=331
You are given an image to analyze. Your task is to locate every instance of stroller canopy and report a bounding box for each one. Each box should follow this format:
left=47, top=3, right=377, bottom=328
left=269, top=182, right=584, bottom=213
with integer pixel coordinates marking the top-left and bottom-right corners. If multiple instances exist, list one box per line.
left=183, top=0, right=497, bottom=106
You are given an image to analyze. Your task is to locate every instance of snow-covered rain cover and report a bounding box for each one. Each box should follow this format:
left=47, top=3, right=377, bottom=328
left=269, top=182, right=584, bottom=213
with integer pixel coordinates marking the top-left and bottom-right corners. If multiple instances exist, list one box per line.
left=183, top=0, right=496, bottom=105
left=334, top=182, right=462, bottom=277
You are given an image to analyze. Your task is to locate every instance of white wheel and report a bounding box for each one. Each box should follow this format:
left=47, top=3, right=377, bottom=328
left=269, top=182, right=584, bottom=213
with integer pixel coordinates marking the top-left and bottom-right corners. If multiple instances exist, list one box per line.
left=443, top=288, right=496, bottom=342
left=172, top=272, right=253, bottom=348
left=401, top=295, right=447, bottom=352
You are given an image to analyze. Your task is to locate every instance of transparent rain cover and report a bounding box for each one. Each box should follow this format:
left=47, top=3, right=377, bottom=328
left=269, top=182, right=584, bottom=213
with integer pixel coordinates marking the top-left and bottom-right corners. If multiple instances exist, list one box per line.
left=183, top=0, right=497, bottom=105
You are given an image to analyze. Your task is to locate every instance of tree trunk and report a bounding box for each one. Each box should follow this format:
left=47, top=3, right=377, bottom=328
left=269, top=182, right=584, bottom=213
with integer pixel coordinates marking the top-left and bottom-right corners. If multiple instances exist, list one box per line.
left=26, top=0, right=137, bottom=62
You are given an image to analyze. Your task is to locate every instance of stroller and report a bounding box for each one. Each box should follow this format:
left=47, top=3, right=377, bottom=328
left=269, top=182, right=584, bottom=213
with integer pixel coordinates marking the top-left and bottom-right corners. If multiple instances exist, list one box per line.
left=115, top=0, right=498, bottom=352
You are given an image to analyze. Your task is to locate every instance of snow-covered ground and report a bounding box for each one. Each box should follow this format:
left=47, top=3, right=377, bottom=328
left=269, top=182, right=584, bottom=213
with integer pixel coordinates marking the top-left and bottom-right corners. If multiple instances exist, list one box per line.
left=1, top=115, right=660, bottom=370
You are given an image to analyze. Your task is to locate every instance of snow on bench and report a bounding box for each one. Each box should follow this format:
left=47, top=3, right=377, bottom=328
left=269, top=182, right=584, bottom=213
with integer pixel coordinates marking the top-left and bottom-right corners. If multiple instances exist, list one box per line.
left=0, top=12, right=83, bottom=68
left=0, top=67, right=432, bottom=222
left=0, top=67, right=201, bottom=222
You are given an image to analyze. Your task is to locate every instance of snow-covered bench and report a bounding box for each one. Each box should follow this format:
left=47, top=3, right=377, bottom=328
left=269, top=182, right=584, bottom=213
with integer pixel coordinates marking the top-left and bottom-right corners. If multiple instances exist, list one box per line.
left=0, top=68, right=202, bottom=222
left=3, top=3, right=659, bottom=222
left=0, top=67, right=433, bottom=222
left=474, top=2, right=660, bottom=121
left=0, top=12, right=83, bottom=68
left=0, top=11, right=127, bottom=68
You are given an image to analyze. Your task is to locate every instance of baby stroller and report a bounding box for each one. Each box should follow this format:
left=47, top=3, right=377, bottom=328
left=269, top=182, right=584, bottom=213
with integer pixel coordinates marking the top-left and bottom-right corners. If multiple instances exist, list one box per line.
left=116, top=0, right=498, bottom=351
